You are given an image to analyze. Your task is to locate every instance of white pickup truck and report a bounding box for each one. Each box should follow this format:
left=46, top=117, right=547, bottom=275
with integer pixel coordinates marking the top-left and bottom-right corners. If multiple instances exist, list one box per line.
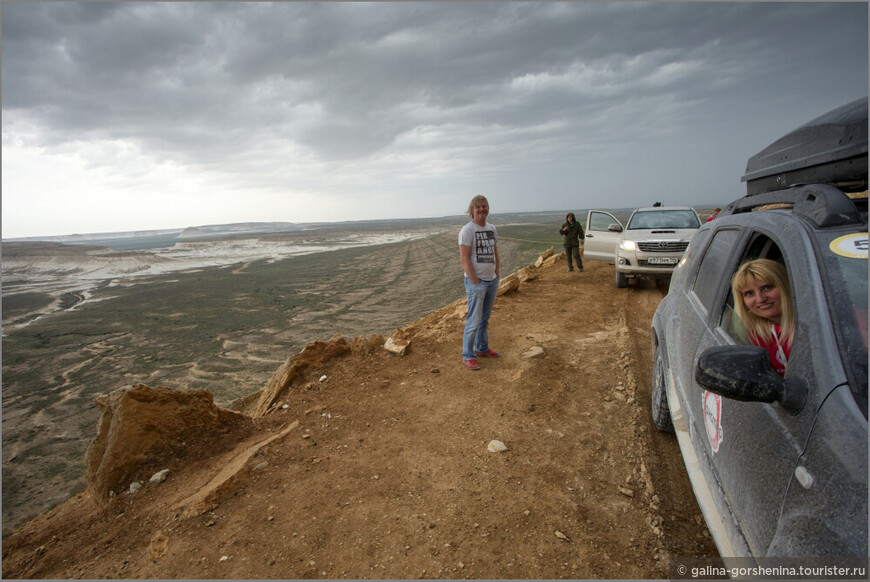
left=585, top=206, right=701, bottom=287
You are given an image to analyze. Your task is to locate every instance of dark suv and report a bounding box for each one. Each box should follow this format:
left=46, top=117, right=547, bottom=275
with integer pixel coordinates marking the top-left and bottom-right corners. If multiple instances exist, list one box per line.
left=651, top=98, right=867, bottom=559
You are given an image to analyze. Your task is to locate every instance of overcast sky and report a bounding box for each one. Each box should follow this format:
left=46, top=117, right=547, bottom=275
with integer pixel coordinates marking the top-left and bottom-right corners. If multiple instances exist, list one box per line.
left=2, top=2, right=867, bottom=238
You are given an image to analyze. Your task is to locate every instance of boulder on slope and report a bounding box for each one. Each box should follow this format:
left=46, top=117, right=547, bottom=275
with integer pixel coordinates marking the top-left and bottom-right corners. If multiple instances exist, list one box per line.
left=85, top=384, right=249, bottom=502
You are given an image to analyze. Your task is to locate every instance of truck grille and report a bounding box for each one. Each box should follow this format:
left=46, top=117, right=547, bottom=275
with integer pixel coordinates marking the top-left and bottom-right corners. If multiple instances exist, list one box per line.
left=637, top=241, right=689, bottom=253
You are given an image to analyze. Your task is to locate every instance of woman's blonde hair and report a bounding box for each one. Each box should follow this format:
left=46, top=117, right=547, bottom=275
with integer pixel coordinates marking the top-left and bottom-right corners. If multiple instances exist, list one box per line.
left=467, top=195, right=488, bottom=219
left=731, top=258, right=794, bottom=347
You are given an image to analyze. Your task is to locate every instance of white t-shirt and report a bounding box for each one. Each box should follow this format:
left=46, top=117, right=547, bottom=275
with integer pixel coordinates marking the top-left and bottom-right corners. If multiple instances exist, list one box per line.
left=458, top=221, right=498, bottom=281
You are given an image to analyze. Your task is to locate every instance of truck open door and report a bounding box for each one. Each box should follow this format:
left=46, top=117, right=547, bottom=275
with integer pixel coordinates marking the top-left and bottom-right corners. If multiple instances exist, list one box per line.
left=584, top=210, right=623, bottom=263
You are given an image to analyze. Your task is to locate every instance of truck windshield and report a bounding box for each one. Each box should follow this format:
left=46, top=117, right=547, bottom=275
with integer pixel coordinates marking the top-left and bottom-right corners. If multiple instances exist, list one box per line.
left=627, top=210, right=700, bottom=230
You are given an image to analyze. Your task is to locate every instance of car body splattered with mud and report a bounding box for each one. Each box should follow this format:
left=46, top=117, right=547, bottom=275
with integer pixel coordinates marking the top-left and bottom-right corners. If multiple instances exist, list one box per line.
left=651, top=98, right=868, bottom=560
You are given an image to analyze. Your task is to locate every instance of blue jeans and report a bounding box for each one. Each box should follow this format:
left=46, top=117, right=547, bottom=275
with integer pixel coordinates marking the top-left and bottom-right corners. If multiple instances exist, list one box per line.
left=463, top=277, right=499, bottom=360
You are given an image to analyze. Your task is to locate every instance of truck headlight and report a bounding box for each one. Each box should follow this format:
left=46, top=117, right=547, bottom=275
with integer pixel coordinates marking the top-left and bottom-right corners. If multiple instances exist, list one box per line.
left=619, top=239, right=637, bottom=251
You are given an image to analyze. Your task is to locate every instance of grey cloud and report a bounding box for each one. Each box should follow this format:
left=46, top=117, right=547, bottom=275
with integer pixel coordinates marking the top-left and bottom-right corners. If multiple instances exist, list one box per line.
left=2, top=2, right=867, bottom=192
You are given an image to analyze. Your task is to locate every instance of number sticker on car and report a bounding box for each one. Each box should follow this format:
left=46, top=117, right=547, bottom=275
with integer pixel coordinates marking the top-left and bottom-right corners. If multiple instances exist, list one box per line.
left=829, top=232, right=868, bottom=259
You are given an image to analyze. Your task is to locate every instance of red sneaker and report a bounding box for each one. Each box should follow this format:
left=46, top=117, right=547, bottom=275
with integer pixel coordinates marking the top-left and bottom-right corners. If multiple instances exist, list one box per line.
left=474, top=349, right=500, bottom=358
left=463, top=359, right=481, bottom=370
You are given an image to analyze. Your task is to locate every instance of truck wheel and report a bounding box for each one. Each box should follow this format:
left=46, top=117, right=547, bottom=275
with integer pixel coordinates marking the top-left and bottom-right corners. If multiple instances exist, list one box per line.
left=615, top=270, right=628, bottom=288
left=652, top=343, right=674, bottom=433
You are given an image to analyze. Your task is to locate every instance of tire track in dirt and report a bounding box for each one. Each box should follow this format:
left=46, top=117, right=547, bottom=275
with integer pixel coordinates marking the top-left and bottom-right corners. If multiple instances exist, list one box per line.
left=619, top=278, right=715, bottom=558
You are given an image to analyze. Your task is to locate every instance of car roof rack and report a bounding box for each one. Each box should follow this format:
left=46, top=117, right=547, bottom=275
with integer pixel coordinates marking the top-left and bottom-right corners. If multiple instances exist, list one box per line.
left=719, top=184, right=864, bottom=228
left=741, top=97, right=868, bottom=196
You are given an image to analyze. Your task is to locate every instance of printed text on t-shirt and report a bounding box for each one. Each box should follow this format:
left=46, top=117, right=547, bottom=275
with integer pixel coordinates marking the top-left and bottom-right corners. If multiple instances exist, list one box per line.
left=475, top=231, right=496, bottom=264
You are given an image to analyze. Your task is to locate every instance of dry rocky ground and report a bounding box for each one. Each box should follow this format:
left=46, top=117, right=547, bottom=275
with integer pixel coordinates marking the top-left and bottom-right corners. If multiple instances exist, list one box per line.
left=2, top=252, right=719, bottom=579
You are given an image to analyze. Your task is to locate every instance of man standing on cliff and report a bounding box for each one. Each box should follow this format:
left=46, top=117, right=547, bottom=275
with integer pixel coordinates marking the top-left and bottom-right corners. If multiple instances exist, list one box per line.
left=559, top=212, right=584, bottom=272
left=459, top=195, right=500, bottom=370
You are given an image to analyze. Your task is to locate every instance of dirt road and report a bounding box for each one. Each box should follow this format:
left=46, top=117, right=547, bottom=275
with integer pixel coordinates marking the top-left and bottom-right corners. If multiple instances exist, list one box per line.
left=2, top=255, right=718, bottom=579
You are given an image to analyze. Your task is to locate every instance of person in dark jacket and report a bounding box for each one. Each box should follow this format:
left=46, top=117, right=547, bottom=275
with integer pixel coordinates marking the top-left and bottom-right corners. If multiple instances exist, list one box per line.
left=559, top=212, right=585, bottom=272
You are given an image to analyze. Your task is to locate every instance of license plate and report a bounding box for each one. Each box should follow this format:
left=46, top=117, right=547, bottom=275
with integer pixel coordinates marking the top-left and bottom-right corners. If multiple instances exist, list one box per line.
left=648, top=257, right=679, bottom=265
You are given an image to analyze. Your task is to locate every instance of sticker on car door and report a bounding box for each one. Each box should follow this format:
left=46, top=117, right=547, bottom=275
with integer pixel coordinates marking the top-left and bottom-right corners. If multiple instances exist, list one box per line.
left=703, top=391, right=724, bottom=453
left=829, top=232, right=868, bottom=259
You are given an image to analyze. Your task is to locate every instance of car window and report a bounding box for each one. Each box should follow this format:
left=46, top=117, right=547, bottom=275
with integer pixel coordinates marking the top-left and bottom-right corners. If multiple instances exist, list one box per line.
left=692, top=228, right=741, bottom=312
left=818, top=229, right=868, bottom=416
left=718, top=235, right=791, bottom=345
left=627, top=210, right=700, bottom=230
left=588, top=211, right=618, bottom=231
left=721, top=303, right=751, bottom=343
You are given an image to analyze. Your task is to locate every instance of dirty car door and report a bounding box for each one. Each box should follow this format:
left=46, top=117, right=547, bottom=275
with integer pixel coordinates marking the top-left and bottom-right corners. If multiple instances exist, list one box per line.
left=672, top=226, right=755, bottom=555
left=584, top=210, right=623, bottom=263
left=689, top=225, right=843, bottom=557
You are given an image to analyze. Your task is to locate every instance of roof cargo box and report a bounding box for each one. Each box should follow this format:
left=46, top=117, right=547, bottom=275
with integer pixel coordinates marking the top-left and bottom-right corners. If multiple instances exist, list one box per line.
left=741, top=97, right=868, bottom=196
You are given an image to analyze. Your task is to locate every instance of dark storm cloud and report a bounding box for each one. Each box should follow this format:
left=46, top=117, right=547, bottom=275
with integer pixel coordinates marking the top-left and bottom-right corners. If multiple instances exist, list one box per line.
left=2, top=2, right=867, bottom=236
left=6, top=2, right=863, bottom=162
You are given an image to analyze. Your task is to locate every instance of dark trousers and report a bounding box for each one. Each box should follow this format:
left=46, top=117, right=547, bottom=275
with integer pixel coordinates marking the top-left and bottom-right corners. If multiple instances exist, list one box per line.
left=566, top=246, right=583, bottom=270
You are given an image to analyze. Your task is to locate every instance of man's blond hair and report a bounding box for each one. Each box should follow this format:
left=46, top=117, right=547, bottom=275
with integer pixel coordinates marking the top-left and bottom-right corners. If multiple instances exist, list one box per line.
left=467, top=195, right=488, bottom=219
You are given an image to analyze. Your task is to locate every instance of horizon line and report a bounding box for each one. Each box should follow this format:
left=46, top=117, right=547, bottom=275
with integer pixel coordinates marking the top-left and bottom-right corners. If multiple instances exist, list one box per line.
left=2, top=203, right=722, bottom=241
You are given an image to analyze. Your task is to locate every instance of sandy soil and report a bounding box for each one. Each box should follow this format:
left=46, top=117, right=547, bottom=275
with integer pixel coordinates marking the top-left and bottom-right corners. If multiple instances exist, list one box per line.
left=2, top=255, right=718, bottom=579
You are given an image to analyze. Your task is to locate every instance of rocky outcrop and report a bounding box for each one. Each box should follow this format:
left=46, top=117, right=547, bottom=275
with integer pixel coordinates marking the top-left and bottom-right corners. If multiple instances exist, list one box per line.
left=542, top=252, right=565, bottom=268
left=497, top=273, right=521, bottom=295
left=516, top=265, right=540, bottom=283
left=535, top=246, right=555, bottom=267
left=251, top=335, right=384, bottom=418
left=85, top=384, right=250, bottom=502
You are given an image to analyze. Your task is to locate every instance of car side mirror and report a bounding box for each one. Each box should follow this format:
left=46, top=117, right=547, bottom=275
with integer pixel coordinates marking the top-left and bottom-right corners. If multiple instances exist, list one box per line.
left=695, top=346, right=806, bottom=415
left=607, top=224, right=623, bottom=233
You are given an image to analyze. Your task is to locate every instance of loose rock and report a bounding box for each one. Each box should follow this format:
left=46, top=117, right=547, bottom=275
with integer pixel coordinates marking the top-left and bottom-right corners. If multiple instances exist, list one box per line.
left=523, top=346, right=544, bottom=358
left=487, top=440, right=508, bottom=453
left=383, top=337, right=410, bottom=355
left=150, top=469, right=169, bottom=484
